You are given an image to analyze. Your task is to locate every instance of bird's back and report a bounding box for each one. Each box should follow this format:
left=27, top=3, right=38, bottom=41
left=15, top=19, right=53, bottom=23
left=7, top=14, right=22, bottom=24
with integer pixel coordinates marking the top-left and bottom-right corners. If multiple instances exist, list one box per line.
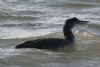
left=15, top=38, right=69, bottom=49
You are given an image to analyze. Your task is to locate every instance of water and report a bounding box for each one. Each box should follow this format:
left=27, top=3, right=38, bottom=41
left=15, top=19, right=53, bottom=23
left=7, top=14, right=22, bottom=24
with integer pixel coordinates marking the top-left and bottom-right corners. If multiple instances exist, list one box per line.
left=0, top=0, right=100, bottom=67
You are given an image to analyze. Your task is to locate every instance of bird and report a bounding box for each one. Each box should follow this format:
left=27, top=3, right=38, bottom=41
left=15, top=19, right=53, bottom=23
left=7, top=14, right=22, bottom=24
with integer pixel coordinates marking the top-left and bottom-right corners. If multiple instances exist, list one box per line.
left=15, top=17, right=89, bottom=50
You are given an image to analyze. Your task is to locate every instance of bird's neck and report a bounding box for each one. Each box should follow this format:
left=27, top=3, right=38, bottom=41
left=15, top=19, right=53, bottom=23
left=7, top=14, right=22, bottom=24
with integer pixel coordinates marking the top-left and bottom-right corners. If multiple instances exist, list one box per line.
left=63, top=27, right=75, bottom=44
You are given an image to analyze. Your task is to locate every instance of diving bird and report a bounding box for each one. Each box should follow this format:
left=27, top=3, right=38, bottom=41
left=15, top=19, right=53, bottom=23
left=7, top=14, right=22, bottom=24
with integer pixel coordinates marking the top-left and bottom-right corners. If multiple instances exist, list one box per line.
left=15, top=17, right=89, bottom=49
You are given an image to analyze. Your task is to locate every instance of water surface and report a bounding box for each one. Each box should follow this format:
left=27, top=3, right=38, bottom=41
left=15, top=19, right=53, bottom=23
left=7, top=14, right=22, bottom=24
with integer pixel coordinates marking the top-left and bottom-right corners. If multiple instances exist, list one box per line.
left=0, top=0, right=100, bottom=67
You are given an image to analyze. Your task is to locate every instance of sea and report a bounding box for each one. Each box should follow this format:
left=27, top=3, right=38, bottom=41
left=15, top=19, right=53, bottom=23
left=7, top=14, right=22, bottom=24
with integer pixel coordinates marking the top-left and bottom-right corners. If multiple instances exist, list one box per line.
left=0, top=0, right=100, bottom=67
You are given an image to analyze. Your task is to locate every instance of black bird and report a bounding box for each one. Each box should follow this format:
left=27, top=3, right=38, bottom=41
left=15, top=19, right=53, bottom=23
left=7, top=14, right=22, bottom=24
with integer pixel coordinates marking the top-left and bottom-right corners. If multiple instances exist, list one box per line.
left=15, top=17, right=89, bottom=49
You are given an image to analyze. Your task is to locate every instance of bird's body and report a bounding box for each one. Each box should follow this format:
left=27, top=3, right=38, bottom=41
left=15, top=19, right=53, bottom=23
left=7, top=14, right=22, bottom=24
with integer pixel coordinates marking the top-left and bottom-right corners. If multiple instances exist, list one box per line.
left=16, top=38, right=70, bottom=49
left=15, top=17, right=89, bottom=49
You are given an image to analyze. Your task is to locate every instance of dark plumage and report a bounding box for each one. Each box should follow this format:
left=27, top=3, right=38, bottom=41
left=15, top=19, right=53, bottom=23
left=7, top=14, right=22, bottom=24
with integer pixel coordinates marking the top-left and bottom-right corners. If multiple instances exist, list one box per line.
left=15, top=17, right=89, bottom=49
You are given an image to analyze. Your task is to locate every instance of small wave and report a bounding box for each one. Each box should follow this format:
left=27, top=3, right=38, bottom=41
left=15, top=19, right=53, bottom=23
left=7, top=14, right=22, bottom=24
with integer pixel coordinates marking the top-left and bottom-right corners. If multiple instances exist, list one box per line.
left=0, top=15, right=38, bottom=20
left=0, top=27, right=56, bottom=39
left=87, top=24, right=100, bottom=36
left=48, top=2, right=98, bottom=8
